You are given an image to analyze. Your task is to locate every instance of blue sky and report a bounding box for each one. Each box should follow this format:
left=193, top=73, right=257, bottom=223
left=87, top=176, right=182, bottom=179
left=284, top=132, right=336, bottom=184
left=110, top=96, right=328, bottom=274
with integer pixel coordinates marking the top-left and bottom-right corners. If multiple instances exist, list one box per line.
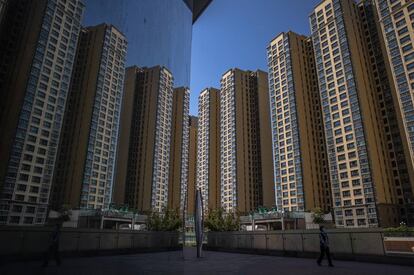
left=189, top=0, right=320, bottom=115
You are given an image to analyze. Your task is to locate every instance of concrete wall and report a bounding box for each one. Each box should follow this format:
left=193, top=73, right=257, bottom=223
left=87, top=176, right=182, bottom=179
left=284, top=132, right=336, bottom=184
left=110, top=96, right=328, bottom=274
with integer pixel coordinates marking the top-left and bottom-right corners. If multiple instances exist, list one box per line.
left=0, top=226, right=180, bottom=259
left=207, top=229, right=414, bottom=262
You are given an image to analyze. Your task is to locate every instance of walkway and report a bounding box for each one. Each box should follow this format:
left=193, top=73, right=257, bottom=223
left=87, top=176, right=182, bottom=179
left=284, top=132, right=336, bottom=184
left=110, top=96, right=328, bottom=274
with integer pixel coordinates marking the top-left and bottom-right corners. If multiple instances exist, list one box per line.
left=1, top=248, right=413, bottom=275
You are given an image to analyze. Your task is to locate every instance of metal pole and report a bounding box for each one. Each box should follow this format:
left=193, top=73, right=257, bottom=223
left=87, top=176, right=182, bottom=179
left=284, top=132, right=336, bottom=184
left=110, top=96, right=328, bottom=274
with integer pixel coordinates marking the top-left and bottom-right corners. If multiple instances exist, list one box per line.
left=195, top=189, right=204, bottom=258
left=182, top=188, right=187, bottom=258
left=349, top=232, right=354, bottom=255
left=380, top=232, right=386, bottom=256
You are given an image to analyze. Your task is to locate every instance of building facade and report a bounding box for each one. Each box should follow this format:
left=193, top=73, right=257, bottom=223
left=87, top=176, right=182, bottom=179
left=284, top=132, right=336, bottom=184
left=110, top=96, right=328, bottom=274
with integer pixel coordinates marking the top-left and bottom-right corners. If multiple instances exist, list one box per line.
left=373, top=0, right=414, bottom=224
left=114, top=66, right=173, bottom=212
left=197, top=88, right=221, bottom=212
left=187, top=116, right=198, bottom=215
left=220, top=69, right=274, bottom=213
left=310, top=0, right=399, bottom=227
left=0, top=0, right=85, bottom=225
left=168, top=87, right=190, bottom=212
left=82, top=0, right=212, bottom=88
left=267, top=32, right=331, bottom=213
left=52, top=24, right=127, bottom=210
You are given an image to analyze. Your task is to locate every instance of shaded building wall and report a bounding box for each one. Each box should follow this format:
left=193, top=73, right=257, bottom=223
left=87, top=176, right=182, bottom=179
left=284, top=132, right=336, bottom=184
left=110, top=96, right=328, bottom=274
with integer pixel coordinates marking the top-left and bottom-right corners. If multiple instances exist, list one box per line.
left=53, top=24, right=127, bottom=210
left=82, top=0, right=193, bottom=87
left=373, top=0, right=414, bottom=225
left=116, top=66, right=173, bottom=212
left=187, top=116, right=198, bottom=215
left=220, top=69, right=274, bottom=214
left=310, top=0, right=399, bottom=227
left=0, top=0, right=48, bottom=204
left=267, top=31, right=331, bottom=213
left=197, top=88, right=220, bottom=212
left=0, top=0, right=85, bottom=225
left=168, top=87, right=190, bottom=211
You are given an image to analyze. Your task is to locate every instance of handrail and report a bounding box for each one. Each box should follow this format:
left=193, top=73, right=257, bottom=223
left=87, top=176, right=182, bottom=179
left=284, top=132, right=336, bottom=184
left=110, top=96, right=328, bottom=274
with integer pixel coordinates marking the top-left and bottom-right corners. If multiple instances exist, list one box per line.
left=206, top=230, right=414, bottom=257
left=0, top=229, right=181, bottom=257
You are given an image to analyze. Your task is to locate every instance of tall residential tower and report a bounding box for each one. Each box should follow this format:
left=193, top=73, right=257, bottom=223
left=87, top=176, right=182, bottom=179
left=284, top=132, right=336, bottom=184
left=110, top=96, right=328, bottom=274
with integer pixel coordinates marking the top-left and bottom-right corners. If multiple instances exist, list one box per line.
left=187, top=115, right=198, bottom=215
left=0, top=0, right=84, bottom=225
left=168, top=87, right=190, bottom=211
left=52, top=24, right=127, bottom=210
left=310, top=0, right=399, bottom=227
left=267, top=32, right=331, bottom=213
left=83, top=0, right=212, bottom=87
left=197, top=88, right=221, bottom=211
left=374, top=0, right=414, bottom=224
left=220, top=69, right=274, bottom=213
left=114, top=66, right=173, bottom=212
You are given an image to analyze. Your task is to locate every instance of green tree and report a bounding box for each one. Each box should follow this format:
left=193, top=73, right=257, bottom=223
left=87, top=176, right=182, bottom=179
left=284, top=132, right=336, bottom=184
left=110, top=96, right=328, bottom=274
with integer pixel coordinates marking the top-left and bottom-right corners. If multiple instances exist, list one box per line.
left=146, top=208, right=182, bottom=231
left=311, top=207, right=325, bottom=224
left=205, top=208, right=240, bottom=231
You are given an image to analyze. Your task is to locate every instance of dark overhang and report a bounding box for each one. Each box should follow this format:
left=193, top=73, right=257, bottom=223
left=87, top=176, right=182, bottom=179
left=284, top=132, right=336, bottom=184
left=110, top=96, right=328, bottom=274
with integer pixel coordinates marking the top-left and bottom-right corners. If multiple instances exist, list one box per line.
left=183, top=0, right=213, bottom=23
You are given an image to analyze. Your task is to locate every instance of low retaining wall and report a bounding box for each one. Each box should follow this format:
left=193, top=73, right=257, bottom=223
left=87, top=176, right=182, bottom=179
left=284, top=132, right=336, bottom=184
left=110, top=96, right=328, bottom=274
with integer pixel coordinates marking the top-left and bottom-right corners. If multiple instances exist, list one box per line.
left=206, top=229, right=414, bottom=266
left=0, top=226, right=180, bottom=261
left=384, top=237, right=414, bottom=254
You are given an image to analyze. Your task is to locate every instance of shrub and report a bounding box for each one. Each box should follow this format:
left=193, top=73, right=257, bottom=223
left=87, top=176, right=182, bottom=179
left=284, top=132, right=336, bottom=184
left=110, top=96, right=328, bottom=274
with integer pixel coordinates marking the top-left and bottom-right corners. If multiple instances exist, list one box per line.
left=146, top=208, right=182, bottom=231
left=205, top=208, right=240, bottom=231
left=311, top=207, right=326, bottom=224
left=384, top=222, right=414, bottom=236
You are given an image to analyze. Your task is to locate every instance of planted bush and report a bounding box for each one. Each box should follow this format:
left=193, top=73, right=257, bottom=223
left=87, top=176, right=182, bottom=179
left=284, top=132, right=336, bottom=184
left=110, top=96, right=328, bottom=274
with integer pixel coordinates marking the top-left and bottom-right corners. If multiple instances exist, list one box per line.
left=146, top=208, right=182, bottom=231
left=384, top=222, right=414, bottom=237
left=311, top=207, right=326, bottom=224
left=204, top=208, right=240, bottom=231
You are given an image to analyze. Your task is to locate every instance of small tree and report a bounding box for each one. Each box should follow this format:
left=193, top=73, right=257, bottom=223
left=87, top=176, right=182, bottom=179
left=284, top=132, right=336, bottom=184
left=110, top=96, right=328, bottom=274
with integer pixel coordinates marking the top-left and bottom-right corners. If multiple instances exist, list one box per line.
left=384, top=222, right=414, bottom=236
left=58, top=204, right=71, bottom=222
left=223, top=211, right=240, bottom=231
left=205, top=208, right=240, bottom=231
left=311, top=207, right=325, bottom=224
left=204, top=208, right=224, bottom=231
left=146, top=208, right=182, bottom=231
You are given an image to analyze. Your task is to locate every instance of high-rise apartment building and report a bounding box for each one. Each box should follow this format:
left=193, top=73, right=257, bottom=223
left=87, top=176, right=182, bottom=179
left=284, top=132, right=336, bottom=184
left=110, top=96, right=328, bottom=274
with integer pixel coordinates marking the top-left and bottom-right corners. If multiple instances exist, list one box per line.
left=373, top=0, right=414, bottom=224
left=0, top=0, right=84, bottom=225
left=365, top=0, right=411, bottom=222
left=52, top=24, right=127, bottom=210
left=310, top=0, right=400, bottom=227
left=83, top=0, right=212, bottom=87
left=267, top=32, right=331, bottom=213
left=187, top=116, right=198, bottom=215
left=114, top=66, right=173, bottom=212
left=220, top=69, right=274, bottom=213
left=197, top=88, right=220, bottom=211
left=168, top=87, right=190, bottom=211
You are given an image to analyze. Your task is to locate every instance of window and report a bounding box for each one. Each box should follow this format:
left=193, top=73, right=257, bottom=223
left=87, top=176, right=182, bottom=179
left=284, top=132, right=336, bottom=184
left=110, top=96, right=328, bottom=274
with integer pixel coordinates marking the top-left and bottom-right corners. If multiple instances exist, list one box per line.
left=354, top=209, right=364, bottom=217
left=398, top=27, right=408, bottom=36
left=402, top=44, right=413, bottom=53
left=9, top=216, right=20, bottom=224
left=405, top=52, right=414, bottom=62
left=19, top=174, right=29, bottom=182
left=24, top=217, right=34, bottom=224
left=12, top=205, right=23, bottom=212
left=400, top=35, right=411, bottom=45
left=26, top=207, right=35, bottom=213
left=17, top=184, right=26, bottom=191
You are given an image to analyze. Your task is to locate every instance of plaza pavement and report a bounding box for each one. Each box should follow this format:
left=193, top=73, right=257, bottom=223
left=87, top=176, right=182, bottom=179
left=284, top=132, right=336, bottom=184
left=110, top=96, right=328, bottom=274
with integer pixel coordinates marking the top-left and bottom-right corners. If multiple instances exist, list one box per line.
left=1, top=248, right=413, bottom=275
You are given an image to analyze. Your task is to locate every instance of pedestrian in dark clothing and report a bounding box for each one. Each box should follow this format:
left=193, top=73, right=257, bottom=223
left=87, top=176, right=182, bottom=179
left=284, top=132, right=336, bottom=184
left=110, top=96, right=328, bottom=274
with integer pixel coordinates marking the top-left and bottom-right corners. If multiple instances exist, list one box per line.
left=42, top=223, right=62, bottom=267
left=317, top=225, right=333, bottom=267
